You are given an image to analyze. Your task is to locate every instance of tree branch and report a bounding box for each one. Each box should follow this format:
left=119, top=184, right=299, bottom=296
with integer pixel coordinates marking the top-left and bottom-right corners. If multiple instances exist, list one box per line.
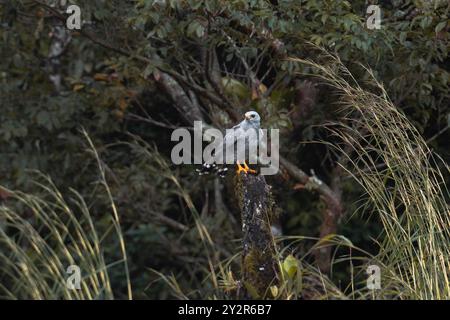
left=235, top=174, right=279, bottom=299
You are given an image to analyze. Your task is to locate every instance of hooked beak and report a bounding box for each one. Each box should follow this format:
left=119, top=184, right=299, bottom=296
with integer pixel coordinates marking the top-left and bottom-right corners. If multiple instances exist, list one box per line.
left=244, top=113, right=251, bottom=120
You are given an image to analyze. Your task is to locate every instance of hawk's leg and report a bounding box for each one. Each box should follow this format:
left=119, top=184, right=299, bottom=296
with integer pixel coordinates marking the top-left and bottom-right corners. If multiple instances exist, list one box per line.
left=236, top=160, right=257, bottom=174
left=236, top=161, right=246, bottom=174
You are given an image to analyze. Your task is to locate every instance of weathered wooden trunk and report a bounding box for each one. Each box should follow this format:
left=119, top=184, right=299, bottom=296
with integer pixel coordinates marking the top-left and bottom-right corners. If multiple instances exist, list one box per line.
left=235, top=173, right=278, bottom=298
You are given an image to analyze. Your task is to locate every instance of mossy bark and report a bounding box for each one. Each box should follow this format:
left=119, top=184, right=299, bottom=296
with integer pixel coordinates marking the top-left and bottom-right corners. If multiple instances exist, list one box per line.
left=235, top=173, right=278, bottom=299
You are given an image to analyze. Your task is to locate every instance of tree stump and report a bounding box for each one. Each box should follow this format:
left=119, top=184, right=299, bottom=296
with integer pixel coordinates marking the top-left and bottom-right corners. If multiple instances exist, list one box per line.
left=235, top=173, right=278, bottom=298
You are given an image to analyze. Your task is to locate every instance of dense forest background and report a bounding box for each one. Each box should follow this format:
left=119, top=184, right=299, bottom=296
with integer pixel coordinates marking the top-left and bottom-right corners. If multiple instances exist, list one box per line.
left=0, top=0, right=449, bottom=299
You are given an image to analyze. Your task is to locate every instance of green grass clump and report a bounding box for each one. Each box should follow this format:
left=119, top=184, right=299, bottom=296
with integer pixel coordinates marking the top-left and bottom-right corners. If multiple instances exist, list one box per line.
left=291, top=49, right=450, bottom=299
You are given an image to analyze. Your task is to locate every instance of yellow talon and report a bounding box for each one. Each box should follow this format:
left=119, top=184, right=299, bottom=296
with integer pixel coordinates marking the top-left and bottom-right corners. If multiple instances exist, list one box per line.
left=236, top=160, right=257, bottom=174
left=245, top=162, right=257, bottom=174
left=236, top=160, right=246, bottom=174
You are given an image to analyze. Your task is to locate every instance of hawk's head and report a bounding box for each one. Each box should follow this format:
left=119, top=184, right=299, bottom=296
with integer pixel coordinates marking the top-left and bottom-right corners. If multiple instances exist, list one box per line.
left=244, top=111, right=260, bottom=126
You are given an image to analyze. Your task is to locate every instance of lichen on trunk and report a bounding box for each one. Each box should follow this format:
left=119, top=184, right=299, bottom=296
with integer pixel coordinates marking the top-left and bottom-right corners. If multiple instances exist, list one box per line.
left=235, top=173, right=278, bottom=299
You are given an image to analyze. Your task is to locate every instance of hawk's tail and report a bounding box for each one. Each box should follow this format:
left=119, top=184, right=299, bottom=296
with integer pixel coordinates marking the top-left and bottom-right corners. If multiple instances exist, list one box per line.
left=196, top=162, right=228, bottom=178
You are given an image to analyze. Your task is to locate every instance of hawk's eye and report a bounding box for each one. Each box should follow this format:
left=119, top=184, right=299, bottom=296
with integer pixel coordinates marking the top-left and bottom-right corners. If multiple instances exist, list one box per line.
left=251, top=114, right=255, bottom=118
